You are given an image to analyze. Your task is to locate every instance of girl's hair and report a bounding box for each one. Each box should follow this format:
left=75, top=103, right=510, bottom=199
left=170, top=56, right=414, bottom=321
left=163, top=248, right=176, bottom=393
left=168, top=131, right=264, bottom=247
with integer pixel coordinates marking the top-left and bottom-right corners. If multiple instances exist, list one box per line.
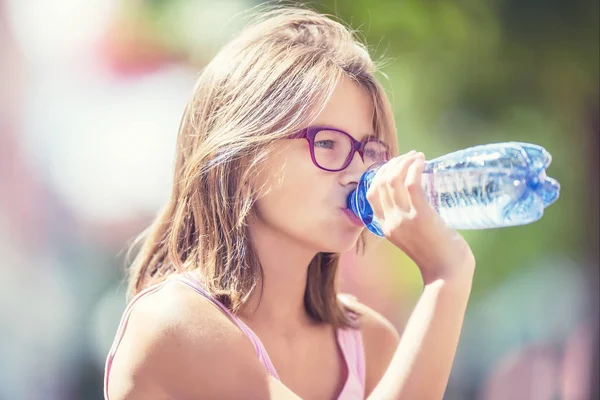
left=126, top=5, right=398, bottom=328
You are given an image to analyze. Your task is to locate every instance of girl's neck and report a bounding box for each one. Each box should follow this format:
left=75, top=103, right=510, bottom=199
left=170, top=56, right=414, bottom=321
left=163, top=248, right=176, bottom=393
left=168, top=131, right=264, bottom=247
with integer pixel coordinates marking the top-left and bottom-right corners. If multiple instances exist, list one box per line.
left=241, top=217, right=319, bottom=333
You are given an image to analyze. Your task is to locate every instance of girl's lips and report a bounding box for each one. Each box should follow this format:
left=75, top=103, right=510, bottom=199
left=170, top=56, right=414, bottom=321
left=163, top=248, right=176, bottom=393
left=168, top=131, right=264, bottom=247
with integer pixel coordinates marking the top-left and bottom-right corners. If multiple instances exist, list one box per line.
left=342, top=208, right=365, bottom=227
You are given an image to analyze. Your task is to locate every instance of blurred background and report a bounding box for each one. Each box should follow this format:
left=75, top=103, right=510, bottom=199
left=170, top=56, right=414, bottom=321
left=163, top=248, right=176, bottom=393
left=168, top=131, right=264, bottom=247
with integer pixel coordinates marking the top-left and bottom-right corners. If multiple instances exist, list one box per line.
left=0, top=0, right=598, bottom=399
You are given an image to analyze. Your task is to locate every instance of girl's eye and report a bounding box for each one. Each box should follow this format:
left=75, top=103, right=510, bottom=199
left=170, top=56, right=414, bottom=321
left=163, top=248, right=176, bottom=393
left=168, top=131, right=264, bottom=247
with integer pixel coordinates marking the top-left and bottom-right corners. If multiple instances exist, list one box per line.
left=364, top=149, right=376, bottom=159
left=314, top=140, right=336, bottom=149
left=364, top=148, right=386, bottom=160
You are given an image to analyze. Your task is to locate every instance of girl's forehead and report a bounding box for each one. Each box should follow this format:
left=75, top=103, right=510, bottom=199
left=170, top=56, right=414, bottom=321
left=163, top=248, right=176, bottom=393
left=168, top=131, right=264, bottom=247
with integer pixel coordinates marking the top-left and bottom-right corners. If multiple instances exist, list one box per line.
left=313, top=79, right=374, bottom=129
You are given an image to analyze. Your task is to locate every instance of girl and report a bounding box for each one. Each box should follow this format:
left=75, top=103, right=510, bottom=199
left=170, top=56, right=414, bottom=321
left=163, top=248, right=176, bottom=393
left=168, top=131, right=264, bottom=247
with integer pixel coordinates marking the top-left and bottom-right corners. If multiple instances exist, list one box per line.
left=104, top=6, right=475, bottom=400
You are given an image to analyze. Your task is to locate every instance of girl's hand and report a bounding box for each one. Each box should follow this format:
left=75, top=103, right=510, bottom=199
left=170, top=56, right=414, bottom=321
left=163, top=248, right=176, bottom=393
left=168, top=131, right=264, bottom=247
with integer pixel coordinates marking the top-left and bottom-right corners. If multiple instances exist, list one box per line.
left=366, top=151, right=475, bottom=285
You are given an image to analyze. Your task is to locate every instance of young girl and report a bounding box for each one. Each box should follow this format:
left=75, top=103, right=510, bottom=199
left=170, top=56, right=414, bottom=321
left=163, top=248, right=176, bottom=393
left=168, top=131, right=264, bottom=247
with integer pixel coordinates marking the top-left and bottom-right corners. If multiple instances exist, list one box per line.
left=104, top=6, right=475, bottom=400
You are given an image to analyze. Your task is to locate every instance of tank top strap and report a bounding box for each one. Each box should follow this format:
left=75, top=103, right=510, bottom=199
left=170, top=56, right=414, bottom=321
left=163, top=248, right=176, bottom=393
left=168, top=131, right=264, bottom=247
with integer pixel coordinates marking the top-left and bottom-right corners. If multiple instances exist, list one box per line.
left=336, top=326, right=367, bottom=396
left=170, top=274, right=256, bottom=342
left=171, top=273, right=280, bottom=379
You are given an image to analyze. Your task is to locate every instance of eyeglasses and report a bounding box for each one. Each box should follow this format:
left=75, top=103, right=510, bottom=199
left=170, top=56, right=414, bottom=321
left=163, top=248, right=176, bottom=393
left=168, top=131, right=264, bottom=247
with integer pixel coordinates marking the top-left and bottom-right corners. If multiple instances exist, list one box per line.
left=293, top=126, right=390, bottom=172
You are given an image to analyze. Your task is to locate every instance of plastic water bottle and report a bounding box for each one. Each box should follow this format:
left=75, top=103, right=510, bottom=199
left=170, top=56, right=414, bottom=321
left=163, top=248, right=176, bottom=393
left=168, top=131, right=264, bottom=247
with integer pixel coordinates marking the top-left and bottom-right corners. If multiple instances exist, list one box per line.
left=347, top=142, right=560, bottom=236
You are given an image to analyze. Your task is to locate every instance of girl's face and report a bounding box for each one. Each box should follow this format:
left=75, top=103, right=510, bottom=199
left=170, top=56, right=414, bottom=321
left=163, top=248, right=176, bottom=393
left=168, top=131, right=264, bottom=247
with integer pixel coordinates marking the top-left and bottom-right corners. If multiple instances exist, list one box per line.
left=251, top=77, right=379, bottom=253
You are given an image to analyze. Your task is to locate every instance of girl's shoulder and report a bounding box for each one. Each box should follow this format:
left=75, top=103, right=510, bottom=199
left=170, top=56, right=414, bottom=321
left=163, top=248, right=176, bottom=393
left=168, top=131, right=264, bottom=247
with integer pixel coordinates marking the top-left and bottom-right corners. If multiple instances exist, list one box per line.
left=107, top=280, right=273, bottom=399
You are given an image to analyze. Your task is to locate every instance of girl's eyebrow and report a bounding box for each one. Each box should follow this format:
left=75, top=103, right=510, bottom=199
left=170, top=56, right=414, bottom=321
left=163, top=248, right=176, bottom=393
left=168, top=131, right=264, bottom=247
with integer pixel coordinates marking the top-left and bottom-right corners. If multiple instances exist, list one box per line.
left=313, top=124, right=376, bottom=142
left=359, top=134, right=388, bottom=146
left=359, top=134, right=379, bottom=141
left=308, top=124, right=381, bottom=145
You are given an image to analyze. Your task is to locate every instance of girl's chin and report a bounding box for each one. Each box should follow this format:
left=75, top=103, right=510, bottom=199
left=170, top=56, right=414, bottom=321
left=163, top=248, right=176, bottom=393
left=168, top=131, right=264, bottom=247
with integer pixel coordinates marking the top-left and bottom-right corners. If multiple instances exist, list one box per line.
left=319, top=231, right=364, bottom=253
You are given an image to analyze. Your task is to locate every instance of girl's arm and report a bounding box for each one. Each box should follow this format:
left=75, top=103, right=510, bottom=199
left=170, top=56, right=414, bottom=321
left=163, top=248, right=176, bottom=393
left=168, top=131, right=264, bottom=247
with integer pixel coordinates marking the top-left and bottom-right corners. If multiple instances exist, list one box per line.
left=368, top=274, right=473, bottom=400
left=364, top=151, right=477, bottom=399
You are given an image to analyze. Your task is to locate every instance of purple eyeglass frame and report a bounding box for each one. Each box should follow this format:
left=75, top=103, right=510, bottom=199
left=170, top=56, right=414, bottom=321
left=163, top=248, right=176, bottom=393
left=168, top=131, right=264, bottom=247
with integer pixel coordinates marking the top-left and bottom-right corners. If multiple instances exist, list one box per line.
left=293, top=126, right=390, bottom=172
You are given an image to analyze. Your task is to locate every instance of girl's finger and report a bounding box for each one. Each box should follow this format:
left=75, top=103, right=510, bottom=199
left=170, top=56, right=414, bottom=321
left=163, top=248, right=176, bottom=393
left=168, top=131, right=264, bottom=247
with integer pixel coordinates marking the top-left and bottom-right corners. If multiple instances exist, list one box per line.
left=367, top=160, right=394, bottom=218
left=405, top=153, right=429, bottom=212
left=367, top=150, right=419, bottom=218
left=368, top=151, right=415, bottom=214
left=387, top=152, right=419, bottom=212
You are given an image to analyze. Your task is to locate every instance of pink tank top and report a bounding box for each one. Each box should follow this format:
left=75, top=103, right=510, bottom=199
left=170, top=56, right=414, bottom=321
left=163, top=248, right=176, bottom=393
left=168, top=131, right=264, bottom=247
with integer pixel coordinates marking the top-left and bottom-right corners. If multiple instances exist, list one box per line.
left=104, top=273, right=367, bottom=399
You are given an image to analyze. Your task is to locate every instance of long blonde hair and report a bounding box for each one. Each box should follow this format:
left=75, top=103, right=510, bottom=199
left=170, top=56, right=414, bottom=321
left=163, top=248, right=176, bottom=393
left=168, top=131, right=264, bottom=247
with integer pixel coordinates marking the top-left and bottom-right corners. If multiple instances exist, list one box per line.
left=127, top=5, right=397, bottom=328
